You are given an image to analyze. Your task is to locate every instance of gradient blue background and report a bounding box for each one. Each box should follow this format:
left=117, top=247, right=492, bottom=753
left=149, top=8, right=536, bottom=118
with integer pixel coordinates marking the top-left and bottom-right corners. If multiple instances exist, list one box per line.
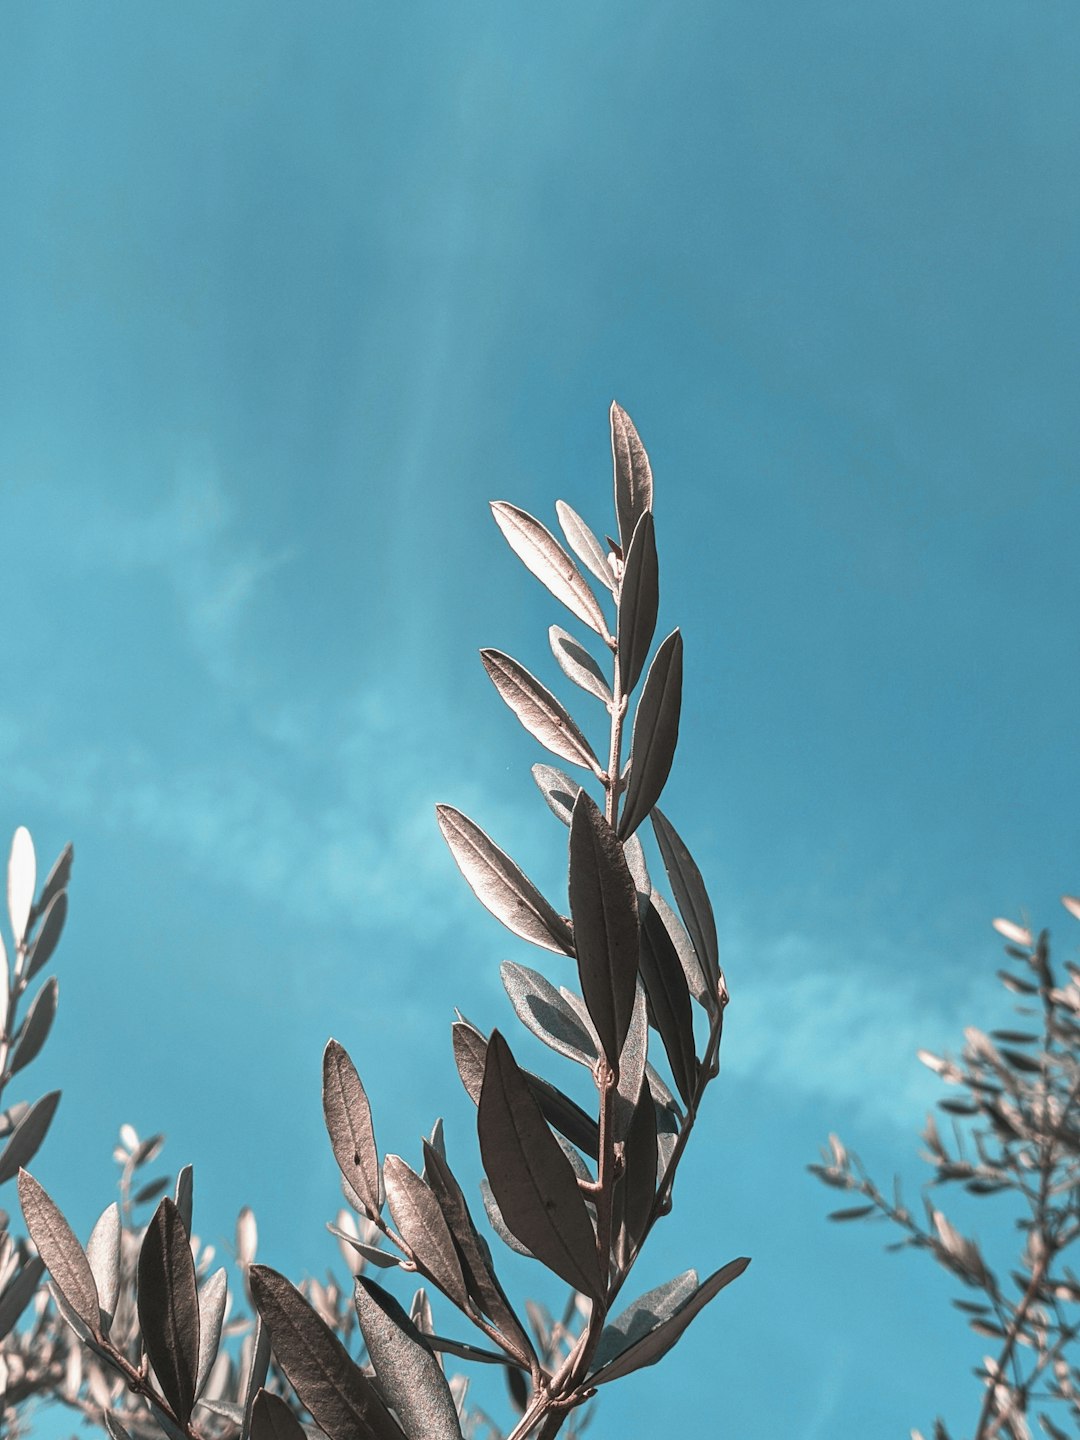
left=3, top=2, right=1079, bottom=1435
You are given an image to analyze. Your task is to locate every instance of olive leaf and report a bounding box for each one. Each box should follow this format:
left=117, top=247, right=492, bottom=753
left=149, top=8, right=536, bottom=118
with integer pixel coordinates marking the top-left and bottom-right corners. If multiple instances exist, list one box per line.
left=10, top=977, right=58, bottom=1076
left=0, top=1090, right=60, bottom=1184
left=7, top=826, right=35, bottom=949
left=137, top=1197, right=200, bottom=1427
left=323, top=1040, right=382, bottom=1218
left=0, top=1253, right=44, bottom=1341
left=639, top=903, right=698, bottom=1107
left=617, top=510, right=659, bottom=694
left=437, top=806, right=574, bottom=955
left=569, top=791, right=640, bottom=1069
left=28, top=841, right=72, bottom=932
left=610, top=402, right=653, bottom=553
left=355, top=1277, right=464, bottom=1440
left=86, top=1201, right=121, bottom=1332
left=550, top=626, right=612, bottom=705
left=26, top=890, right=67, bottom=981
left=383, top=1155, right=470, bottom=1310
left=250, top=1264, right=406, bottom=1440
left=651, top=807, right=720, bottom=991
left=590, top=1257, right=750, bottom=1385
left=490, top=501, right=608, bottom=637
left=555, top=499, right=617, bottom=595
left=591, top=1269, right=699, bottom=1372
left=477, top=1030, right=604, bottom=1299
left=619, top=630, right=683, bottom=839
left=17, top=1169, right=100, bottom=1336
left=481, top=649, right=602, bottom=774
left=500, top=960, right=599, bottom=1068
left=250, top=1389, right=308, bottom=1440
left=531, top=764, right=583, bottom=826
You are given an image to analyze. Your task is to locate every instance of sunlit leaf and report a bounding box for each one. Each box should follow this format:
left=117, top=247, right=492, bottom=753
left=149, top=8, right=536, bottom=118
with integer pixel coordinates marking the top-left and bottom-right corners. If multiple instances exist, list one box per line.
left=591, top=1269, right=698, bottom=1372
left=550, top=625, right=613, bottom=706
left=437, top=806, right=574, bottom=955
left=491, top=501, right=608, bottom=637
left=323, top=1041, right=381, bottom=1218
left=610, top=403, right=653, bottom=553
left=556, top=500, right=617, bottom=595
left=1061, top=895, right=1080, bottom=922
left=355, top=1277, right=463, bottom=1440
left=501, top=961, right=598, bottom=1068
left=241, top=1315, right=272, bottom=1435
left=639, top=904, right=697, bottom=1106
left=652, top=892, right=710, bottom=1007
left=86, top=1202, right=121, bottom=1331
left=481, top=649, right=602, bottom=773
left=7, top=827, right=35, bottom=950
left=477, top=1031, right=603, bottom=1299
left=138, top=1197, right=200, bottom=1426
left=570, top=791, right=640, bottom=1068
left=250, top=1265, right=405, bottom=1440
left=992, top=917, right=1032, bottom=947
left=618, top=630, right=683, bottom=838
left=196, top=1267, right=228, bottom=1397
left=383, top=1156, right=470, bottom=1310
left=617, top=511, right=659, bottom=694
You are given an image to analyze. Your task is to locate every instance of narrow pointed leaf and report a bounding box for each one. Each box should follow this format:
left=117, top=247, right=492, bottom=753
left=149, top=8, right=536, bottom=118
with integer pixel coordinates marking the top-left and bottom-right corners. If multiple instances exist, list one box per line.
left=196, top=1268, right=229, bottom=1397
left=0, top=1253, right=44, bottom=1340
left=610, top=403, right=653, bottom=552
left=328, top=1222, right=401, bottom=1269
left=624, top=832, right=651, bottom=898
left=250, top=1265, right=405, bottom=1440
left=29, top=843, right=73, bottom=931
left=531, top=764, right=582, bottom=826
left=570, top=792, right=640, bottom=1068
left=481, top=1180, right=533, bottom=1257
left=454, top=1020, right=599, bottom=1157
left=591, top=1270, right=698, bottom=1373
left=556, top=500, right=617, bottom=595
left=477, top=1031, right=603, bottom=1298
left=26, top=891, right=67, bottom=981
left=617, top=511, right=659, bottom=694
left=501, top=961, right=598, bottom=1068
left=7, top=827, right=35, bottom=949
left=620, top=1074, right=658, bottom=1256
left=639, top=905, right=698, bottom=1106
left=481, top=650, right=601, bottom=772
left=651, top=809, right=720, bottom=989
left=174, top=1165, right=194, bottom=1236
left=104, top=1415, right=135, bottom=1440
left=0, top=1092, right=61, bottom=1184
left=421, top=1139, right=536, bottom=1368
left=613, top=983, right=649, bottom=1143
left=138, top=1197, right=200, bottom=1426
left=652, top=892, right=710, bottom=1007
left=491, top=501, right=608, bottom=636
left=619, top=631, right=683, bottom=839
left=355, top=1277, right=463, bottom=1440
left=87, top=1202, right=122, bottom=1330
left=241, top=1315, right=273, bottom=1437
left=437, top=807, right=574, bottom=955
left=10, top=977, right=59, bottom=1077
left=591, top=1257, right=751, bottom=1385
left=383, top=1156, right=470, bottom=1310
left=550, top=626, right=612, bottom=705
left=250, top=1389, right=308, bottom=1440
left=323, top=1041, right=381, bottom=1218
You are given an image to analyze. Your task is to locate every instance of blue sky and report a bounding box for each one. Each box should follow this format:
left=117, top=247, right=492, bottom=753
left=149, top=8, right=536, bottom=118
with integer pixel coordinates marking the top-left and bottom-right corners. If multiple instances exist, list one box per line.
left=2, top=1, right=1079, bottom=1435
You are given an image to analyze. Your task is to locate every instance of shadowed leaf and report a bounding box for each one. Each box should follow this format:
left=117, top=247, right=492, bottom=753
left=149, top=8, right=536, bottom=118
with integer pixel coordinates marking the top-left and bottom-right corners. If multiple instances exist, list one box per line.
left=327, top=1222, right=401, bottom=1269
left=173, top=1165, right=194, bottom=1236
left=651, top=809, right=720, bottom=992
left=550, top=626, right=612, bottom=705
left=0, top=1091, right=60, bottom=1184
left=639, top=904, right=698, bottom=1106
left=0, top=1253, right=43, bottom=1340
left=613, top=984, right=649, bottom=1143
left=28, top=842, right=72, bottom=931
left=619, top=631, right=683, bottom=839
left=531, top=764, right=583, bottom=826
left=591, top=1257, right=750, bottom=1385
left=383, top=1156, right=470, bottom=1310
left=501, top=961, right=598, bottom=1068
left=26, top=891, right=67, bottom=981
left=250, top=1264, right=405, bottom=1440
left=104, top=1414, right=135, bottom=1440
left=617, top=511, right=659, bottom=694
left=437, top=807, right=574, bottom=955
left=421, top=1139, right=536, bottom=1368
left=478, top=1031, right=603, bottom=1298
left=250, top=1389, right=308, bottom=1440
left=323, top=1041, right=381, bottom=1218
left=570, top=791, right=640, bottom=1068
left=620, top=1073, right=659, bottom=1257
left=481, top=650, right=602, bottom=773
left=556, top=500, right=617, bottom=595
left=355, top=1277, right=463, bottom=1440
left=481, top=1180, right=532, bottom=1257
left=652, top=892, right=710, bottom=1008
left=10, top=977, right=59, bottom=1076
left=610, top=403, right=653, bottom=553
left=491, top=501, right=608, bottom=636
left=17, top=1170, right=99, bottom=1334
left=591, top=1270, right=698, bottom=1372
left=138, top=1198, right=200, bottom=1426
